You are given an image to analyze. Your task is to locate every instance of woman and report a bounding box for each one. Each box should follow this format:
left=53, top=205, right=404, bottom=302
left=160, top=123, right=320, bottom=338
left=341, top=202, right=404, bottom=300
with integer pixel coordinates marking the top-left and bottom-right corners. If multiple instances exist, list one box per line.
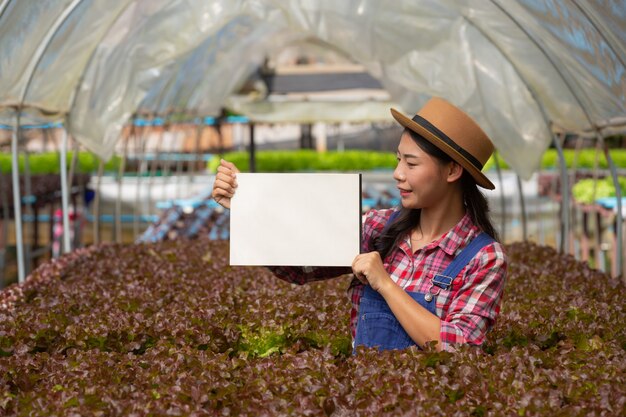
left=212, top=97, right=507, bottom=353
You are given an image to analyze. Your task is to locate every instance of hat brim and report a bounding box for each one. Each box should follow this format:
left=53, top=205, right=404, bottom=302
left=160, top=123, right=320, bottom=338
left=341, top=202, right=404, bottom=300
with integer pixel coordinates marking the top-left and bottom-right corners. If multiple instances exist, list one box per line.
left=390, top=108, right=495, bottom=190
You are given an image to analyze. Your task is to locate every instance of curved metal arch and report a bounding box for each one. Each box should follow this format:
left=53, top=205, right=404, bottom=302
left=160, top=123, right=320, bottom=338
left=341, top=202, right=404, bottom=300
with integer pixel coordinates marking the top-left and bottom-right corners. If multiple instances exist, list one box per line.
left=143, top=14, right=263, bottom=116
left=489, top=0, right=598, bottom=129
left=149, top=49, right=215, bottom=116
left=570, top=0, right=626, bottom=70
left=485, top=0, right=612, bottom=254
left=66, top=0, right=138, bottom=121
left=0, top=0, right=11, bottom=21
left=11, top=0, right=85, bottom=283
left=68, top=0, right=235, bottom=121
left=17, top=0, right=85, bottom=105
left=487, top=1, right=623, bottom=270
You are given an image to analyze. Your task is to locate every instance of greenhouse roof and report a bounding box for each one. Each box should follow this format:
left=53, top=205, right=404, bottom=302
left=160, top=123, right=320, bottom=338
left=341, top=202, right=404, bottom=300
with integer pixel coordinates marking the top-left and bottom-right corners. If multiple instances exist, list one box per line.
left=0, top=0, right=624, bottom=178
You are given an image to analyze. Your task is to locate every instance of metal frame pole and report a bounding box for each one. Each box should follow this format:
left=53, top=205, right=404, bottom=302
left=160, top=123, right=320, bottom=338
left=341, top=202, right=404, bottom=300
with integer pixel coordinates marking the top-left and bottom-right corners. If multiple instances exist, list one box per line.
left=0, top=170, right=9, bottom=287
left=516, top=175, right=528, bottom=241
left=133, top=118, right=148, bottom=238
left=553, top=133, right=569, bottom=253
left=249, top=123, right=256, bottom=173
left=92, top=160, right=104, bottom=244
left=60, top=128, right=71, bottom=254
left=599, top=134, right=623, bottom=279
left=492, top=151, right=506, bottom=241
left=11, top=114, right=25, bottom=282
left=146, top=117, right=159, bottom=216
left=115, top=128, right=129, bottom=243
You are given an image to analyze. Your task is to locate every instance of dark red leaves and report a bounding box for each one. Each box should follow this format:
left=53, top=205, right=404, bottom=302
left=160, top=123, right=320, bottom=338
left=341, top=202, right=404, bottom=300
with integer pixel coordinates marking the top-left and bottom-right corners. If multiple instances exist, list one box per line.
left=0, top=239, right=624, bottom=416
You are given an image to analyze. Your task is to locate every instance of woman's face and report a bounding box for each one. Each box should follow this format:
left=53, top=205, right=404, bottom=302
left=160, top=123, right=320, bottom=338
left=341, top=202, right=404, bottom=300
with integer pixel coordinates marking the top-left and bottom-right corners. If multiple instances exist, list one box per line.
left=393, top=132, right=452, bottom=209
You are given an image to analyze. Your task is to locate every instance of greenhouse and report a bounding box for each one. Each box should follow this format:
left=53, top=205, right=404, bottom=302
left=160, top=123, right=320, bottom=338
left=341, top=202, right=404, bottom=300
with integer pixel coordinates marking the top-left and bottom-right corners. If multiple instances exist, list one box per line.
left=0, top=0, right=625, bottom=415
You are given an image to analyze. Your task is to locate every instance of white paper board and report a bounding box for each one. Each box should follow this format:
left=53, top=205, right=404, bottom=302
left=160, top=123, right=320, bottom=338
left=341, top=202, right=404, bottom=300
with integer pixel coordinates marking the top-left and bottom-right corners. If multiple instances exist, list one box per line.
left=229, top=173, right=361, bottom=266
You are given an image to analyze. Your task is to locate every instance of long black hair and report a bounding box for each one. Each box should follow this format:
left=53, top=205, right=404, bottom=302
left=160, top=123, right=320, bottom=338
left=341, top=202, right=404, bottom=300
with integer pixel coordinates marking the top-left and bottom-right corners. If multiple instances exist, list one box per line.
left=373, top=128, right=500, bottom=260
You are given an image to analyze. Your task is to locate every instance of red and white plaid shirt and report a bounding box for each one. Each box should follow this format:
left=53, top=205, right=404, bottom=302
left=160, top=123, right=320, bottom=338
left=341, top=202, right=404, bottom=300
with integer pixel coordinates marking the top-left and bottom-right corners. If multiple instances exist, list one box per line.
left=268, top=208, right=507, bottom=351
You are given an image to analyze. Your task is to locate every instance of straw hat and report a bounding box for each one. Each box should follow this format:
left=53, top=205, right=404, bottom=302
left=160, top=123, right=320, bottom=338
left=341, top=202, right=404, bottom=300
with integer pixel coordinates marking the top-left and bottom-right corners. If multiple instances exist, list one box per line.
left=391, top=97, right=495, bottom=189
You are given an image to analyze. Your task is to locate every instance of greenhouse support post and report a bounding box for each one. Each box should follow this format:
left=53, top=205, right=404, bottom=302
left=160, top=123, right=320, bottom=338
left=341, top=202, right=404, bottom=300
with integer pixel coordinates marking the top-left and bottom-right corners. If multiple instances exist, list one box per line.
left=146, top=118, right=158, bottom=216
left=115, top=130, right=129, bottom=243
left=93, top=160, right=104, bottom=244
left=161, top=116, right=174, bottom=203
left=67, top=135, right=80, bottom=197
left=133, top=119, right=149, bottom=238
left=131, top=121, right=145, bottom=236
left=599, top=134, right=623, bottom=279
left=516, top=175, right=528, bottom=241
left=590, top=141, right=602, bottom=264
left=11, top=118, right=25, bottom=283
left=553, top=134, right=570, bottom=254
left=22, top=144, right=33, bottom=274
left=132, top=121, right=140, bottom=238
left=570, top=136, right=585, bottom=257
left=0, top=173, right=9, bottom=287
left=493, top=151, right=506, bottom=241
left=174, top=123, right=184, bottom=200
left=249, top=123, right=256, bottom=173
left=192, top=115, right=203, bottom=184
left=60, top=127, right=71, bottom=254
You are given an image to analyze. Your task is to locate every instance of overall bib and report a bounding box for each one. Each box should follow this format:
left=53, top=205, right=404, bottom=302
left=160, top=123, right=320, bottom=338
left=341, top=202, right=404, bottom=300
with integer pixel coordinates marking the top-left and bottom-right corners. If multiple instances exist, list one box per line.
left=353, top=211, right=494, bottom=352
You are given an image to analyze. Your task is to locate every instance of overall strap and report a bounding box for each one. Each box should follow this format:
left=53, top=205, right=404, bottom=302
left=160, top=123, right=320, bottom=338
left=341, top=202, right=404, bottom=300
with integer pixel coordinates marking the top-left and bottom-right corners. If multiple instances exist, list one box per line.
left=432, top=232, right=495, bottom=290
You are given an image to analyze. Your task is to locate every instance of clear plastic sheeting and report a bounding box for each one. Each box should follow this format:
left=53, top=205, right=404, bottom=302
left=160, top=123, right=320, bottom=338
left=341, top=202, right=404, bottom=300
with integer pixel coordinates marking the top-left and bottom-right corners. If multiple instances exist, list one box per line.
left=0, top=0, right=624, bottom=178
left=226, top=99, right=399, bottom=124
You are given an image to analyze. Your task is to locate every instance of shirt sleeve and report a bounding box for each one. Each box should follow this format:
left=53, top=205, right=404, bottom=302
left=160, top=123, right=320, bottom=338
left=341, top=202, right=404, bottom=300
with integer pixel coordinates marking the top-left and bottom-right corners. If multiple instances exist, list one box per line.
left=439, top=242, right=507, bottom=351
left=266, top=265, right=352, bottom=285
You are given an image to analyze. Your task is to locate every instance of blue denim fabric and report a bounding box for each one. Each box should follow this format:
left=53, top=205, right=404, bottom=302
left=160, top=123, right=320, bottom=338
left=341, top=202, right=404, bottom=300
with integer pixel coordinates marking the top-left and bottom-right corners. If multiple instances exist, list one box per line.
left=353, top=285, right=436, bottom=352
left=353, top=232, right=494, bottom=353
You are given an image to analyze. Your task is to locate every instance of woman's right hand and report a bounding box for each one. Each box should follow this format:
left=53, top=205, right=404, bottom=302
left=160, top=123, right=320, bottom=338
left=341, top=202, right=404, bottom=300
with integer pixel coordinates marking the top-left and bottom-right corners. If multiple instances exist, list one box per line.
left=211, top=159, right=239, bottom=209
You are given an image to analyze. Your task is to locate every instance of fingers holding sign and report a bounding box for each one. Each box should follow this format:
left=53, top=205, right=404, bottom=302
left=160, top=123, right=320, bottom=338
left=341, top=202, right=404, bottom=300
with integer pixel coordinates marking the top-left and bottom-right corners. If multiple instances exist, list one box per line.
left=352, top=251, right=392, bottom=292
left=212, top=159, right=240, bottom=209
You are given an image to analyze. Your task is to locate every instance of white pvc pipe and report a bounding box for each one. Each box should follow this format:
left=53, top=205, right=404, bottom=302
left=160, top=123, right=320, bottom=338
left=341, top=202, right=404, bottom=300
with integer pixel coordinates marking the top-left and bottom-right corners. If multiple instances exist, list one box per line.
left=600, top=136, right=623, bottom=279
left=60, top=128, right=71, bottom=254
left=553, top=134, right=570, bottom=253
left=516, top=175, right=528, bottom=241
left=492, top=151, right=506, bottom=241
left=11, top=121, right=25, bottom=283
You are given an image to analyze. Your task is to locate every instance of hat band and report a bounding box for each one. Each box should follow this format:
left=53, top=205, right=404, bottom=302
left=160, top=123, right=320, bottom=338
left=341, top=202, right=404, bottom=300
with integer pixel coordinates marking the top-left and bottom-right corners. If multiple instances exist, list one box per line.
left=411, top=114, right=483, bottom=170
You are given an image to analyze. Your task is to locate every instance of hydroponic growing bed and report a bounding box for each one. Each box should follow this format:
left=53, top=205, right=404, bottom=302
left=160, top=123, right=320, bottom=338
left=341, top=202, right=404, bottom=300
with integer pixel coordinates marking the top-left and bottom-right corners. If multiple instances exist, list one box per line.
left=0, top=239, right=624, bottom=416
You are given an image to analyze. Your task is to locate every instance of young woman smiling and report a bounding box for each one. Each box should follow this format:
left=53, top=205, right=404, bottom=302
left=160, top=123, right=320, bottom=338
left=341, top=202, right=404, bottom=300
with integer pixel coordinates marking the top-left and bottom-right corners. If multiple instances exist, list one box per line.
left=212, top=97, right=507, bottom=352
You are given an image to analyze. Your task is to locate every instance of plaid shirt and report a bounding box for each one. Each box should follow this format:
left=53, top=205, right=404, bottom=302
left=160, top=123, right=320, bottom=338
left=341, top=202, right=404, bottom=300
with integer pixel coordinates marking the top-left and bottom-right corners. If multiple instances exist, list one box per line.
left=268, top=208, right=507, bottom=351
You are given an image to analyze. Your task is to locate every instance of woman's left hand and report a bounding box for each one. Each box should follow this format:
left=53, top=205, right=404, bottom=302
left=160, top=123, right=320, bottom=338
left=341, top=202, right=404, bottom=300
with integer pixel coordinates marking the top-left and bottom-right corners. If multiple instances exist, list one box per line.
left=352, top=252, right=392, bottom=292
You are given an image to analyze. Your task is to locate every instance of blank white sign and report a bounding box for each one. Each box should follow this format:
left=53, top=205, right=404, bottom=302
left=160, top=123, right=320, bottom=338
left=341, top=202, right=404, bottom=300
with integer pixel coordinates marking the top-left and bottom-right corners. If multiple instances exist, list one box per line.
left=229, top=173, right=361, bottom=266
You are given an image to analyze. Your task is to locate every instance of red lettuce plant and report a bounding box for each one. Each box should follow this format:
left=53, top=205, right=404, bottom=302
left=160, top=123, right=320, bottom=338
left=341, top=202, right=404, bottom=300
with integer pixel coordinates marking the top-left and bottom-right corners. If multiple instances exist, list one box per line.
left=0, top=239, right=624, bottom=416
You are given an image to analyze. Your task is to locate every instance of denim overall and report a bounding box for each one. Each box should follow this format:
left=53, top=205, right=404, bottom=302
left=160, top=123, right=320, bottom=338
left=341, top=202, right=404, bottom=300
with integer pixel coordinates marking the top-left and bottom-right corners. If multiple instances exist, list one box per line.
left=353, top=211, right=494, bottom=352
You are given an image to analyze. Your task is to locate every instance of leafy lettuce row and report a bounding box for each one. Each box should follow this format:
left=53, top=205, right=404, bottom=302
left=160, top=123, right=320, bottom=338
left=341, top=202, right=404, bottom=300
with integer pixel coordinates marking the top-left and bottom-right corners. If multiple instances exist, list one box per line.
left=0, top=239, right=624, bottom=416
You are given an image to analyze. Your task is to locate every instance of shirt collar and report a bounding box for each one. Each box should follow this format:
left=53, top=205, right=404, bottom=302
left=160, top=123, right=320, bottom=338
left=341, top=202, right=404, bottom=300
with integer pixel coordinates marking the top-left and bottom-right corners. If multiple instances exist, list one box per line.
left=401, top=212, right=479, bottom=256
